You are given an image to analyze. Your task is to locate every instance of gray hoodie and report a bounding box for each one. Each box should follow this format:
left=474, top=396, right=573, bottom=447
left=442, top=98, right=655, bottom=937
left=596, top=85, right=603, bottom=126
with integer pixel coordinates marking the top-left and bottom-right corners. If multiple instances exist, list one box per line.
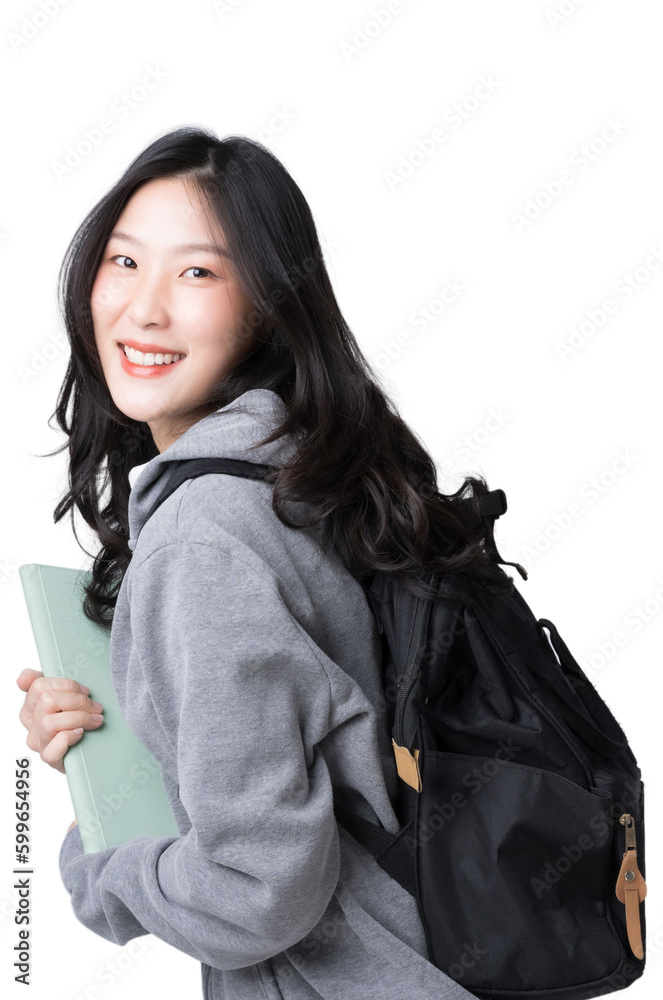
left=59, top=388, right=478, bottom=1000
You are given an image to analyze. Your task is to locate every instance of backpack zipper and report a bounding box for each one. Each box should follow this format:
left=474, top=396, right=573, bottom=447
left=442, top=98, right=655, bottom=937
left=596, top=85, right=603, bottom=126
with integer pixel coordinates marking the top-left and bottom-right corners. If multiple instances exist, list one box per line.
left=614, top=813, right=647, bottom=960
left=392, top=587, right=434, bottom=792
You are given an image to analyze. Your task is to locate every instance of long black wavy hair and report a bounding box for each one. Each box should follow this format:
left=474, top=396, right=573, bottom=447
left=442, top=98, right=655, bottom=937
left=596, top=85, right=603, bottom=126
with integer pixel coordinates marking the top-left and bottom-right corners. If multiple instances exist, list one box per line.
left=45, top=125, right=514, bottom=629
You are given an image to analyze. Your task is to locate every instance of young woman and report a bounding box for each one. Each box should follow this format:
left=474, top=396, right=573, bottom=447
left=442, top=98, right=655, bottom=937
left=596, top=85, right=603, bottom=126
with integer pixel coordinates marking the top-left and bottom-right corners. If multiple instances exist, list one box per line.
left=16, top=126, right=509, bottom=1000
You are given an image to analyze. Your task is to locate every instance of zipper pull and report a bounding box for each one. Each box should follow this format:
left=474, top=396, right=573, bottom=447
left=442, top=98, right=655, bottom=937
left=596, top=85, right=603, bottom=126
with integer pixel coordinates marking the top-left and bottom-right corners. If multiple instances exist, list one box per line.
left=615, top=813, right=647, bottom=960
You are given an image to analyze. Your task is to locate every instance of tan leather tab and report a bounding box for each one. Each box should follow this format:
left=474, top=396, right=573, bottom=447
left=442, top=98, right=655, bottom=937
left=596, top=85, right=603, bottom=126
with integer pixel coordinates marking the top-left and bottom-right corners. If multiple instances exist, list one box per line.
left=615, top=852, right=647, bottom=959
left=392, top=739, right=422, bottom=792
left=624, top=886, right=645, bottom=961
left=615, top=815, right=647, bottom=961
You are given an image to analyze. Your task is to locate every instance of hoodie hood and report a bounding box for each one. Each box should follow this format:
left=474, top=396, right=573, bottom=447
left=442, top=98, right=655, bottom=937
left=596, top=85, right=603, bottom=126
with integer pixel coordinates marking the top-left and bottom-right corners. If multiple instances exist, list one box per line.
left=126, top=388, right=300, bottom=551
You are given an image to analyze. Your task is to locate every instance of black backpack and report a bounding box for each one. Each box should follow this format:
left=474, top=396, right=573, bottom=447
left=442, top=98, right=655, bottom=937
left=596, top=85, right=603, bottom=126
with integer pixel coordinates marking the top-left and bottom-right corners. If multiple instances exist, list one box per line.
left=142, top=457, right=647, bottom=1000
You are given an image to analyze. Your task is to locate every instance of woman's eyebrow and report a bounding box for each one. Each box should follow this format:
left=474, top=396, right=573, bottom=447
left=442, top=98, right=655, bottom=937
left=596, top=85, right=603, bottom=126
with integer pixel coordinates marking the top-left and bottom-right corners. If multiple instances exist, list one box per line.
left=108, top=229, right=232, bottom=260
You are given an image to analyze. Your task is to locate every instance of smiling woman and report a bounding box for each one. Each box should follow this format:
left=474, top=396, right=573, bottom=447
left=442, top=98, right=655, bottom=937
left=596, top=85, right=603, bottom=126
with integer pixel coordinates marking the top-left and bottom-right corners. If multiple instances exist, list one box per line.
left=33, top=124, right=513, bottom=1000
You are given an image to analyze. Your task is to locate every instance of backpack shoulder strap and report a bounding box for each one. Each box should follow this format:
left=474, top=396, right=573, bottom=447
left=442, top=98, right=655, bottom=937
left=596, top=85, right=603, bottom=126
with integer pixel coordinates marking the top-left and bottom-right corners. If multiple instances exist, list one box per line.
left=140, top=458, right=525, bottom=580
left=146, top=458, right=509, bottom=533
left=332, top=802, right=418, bottom=896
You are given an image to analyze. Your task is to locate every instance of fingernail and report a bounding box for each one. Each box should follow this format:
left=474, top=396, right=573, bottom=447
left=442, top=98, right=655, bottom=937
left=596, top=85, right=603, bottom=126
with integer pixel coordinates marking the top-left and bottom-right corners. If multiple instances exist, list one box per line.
left=91, top=714, right=104, bottom=723
left=91, top=701, right=103, bottom=711
left=80, top=685, right=91, bottom=694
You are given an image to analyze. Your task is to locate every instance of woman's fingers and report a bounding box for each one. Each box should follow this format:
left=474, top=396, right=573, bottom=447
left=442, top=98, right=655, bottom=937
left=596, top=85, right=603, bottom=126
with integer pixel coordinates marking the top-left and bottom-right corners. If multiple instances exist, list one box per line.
left=27, top=694, right=103, bottom=748
left=16, top=668, right=44, bottom=691
left=32, top=689, right=102, bottom=728
left=18, top=673, right=92, bottom=730
left=26, top=701, right=104, bottom=771
left=40, top=728, right=87, bottom=775
left=16, top=672, right=104, bottom=774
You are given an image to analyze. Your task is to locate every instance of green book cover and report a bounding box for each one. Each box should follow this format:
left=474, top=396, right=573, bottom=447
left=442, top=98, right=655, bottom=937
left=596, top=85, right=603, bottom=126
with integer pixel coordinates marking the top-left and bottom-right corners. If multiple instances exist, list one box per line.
left=19, top=563, right=180, bottom=853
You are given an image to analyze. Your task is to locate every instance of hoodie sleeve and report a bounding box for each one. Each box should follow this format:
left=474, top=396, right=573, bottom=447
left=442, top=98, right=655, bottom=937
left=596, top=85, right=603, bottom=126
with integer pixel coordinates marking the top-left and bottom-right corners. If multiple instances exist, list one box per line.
left=59, top=540, right=341, bottom=969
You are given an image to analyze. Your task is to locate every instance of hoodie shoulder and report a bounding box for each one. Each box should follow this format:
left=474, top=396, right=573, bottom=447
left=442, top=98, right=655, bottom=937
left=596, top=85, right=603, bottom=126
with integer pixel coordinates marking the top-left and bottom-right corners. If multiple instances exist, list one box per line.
left=175, top=471, right=326, bottom=576
left=131, top=466, right=328, bottom=592
left=130, top=470, right=337, bottom=636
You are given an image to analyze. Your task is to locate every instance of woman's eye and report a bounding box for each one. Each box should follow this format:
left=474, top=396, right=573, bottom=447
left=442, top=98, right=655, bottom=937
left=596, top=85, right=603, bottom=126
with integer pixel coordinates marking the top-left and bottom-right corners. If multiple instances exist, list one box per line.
left=183, top=266, right=213, bottom=278
left=110, top=254, right=137, bottom=269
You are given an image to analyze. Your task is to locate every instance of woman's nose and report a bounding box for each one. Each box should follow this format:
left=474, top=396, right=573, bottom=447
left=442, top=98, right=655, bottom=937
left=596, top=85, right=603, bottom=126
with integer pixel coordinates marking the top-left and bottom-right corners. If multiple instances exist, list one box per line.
left=125, top=275, right=170, bottom=328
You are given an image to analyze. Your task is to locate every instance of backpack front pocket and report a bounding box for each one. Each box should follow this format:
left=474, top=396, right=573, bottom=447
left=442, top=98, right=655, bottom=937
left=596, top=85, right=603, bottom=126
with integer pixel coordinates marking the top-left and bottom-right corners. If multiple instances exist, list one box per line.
left=415, top=752, right=624, bottom=996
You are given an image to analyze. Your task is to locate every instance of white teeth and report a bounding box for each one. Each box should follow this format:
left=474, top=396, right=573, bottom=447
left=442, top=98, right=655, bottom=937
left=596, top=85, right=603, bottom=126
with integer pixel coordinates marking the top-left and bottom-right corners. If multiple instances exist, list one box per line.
left=123, top=344, right=185, bottom=367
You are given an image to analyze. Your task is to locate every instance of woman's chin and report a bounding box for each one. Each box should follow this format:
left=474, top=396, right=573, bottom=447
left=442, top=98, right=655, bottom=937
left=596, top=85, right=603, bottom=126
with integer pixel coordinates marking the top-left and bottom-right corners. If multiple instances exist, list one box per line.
left=109, top=388, right=183, bottom=427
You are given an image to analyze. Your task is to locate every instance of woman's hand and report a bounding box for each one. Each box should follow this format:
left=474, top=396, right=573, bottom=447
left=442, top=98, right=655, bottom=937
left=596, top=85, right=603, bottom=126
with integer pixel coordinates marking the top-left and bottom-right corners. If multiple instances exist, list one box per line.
left=16, top=668, right=105, bottom=774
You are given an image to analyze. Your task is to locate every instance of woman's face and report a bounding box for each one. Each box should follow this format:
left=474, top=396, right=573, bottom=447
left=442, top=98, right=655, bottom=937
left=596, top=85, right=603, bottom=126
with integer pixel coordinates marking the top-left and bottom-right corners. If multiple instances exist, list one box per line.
left=91, top=175, right=261, bottom=452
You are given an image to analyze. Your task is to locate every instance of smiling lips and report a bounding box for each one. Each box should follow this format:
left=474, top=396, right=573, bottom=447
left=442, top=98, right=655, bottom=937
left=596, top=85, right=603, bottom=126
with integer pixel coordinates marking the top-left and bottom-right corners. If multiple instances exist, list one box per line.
left=118, top=341, right=186, bottom=379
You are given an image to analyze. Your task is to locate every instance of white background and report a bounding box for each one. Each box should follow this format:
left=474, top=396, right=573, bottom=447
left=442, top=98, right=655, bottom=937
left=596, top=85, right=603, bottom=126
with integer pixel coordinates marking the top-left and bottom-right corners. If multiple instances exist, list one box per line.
left=1, top=1, right=660, bottom=997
